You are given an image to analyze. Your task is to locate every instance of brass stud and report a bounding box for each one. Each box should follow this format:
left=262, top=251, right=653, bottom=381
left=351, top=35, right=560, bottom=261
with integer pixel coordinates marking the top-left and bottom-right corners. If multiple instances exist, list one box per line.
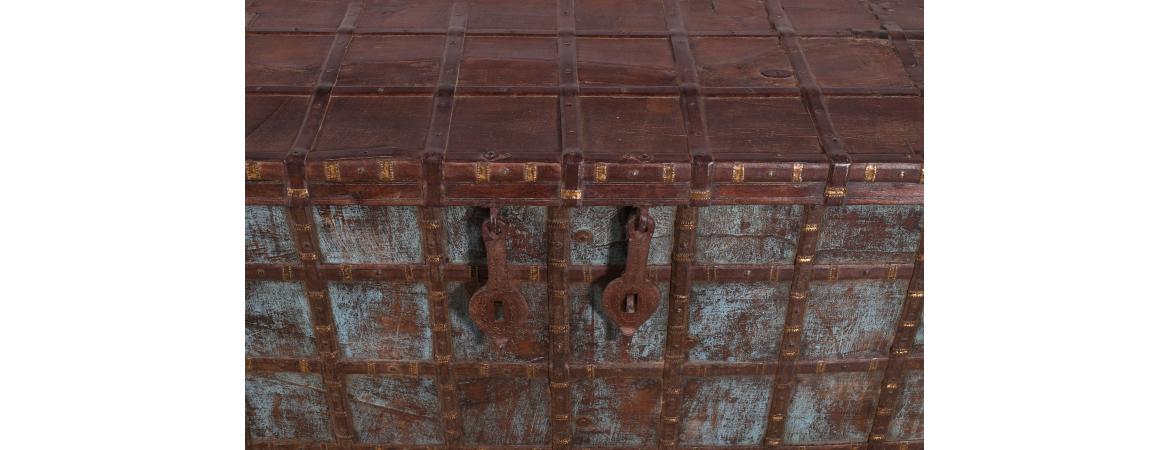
left=784, top=325, right=802, bottom=333
left=475, top=162, right=490, bottom=183
left=367, top=362, right=376, bottom=375
left=479, top=363, right=489, bottom=376
left=908, top=291, right=924, bottom=298
left=378, top=160, right=395, bottom=181
left=663, top=163, right=676, bottom=182
left=663, top=416, right=679, bottom=423
left=825, top=186, right=847, bottom=198
left=887, top=264, right=899, bottom=280
left=732, top=163, right=745, bottom=182
left=869, top=358, right=880, bottom=371
left=792, top=163, right=804, bottom=182
left=245, top=161, right=261, bottom=180
left=893, top=348, right=909, bottom=356
left=410, top=361, right=420, bottom=376
left=561, top=189, right=583, bottom=200
left=797, top=255, right=813, bottom=264
left=325, top=162, right=341, bottom=181
left=299, top=359, right=310, bottom=373
left=689, top=190, right=711, bottom=200
left=594, top=164, right=607, bottom=182
left=287, top=188, right=309, bottom=198
left=340, top=264, right=353, bottom=282
left=300, top=252, right=318, bottom=262
left=803, top=223, right=818, bottom=232
left=902, top=321, right=917, bottom=328
left=864, top=163, right=877, bottom=182
left=769, top=266, right=781, bottom=282
left=524, top=163, right=538, bottom=182
left=529, top=265, right=540, bottom=281
left=246, top=358, right=254, bottom=371
left=872, top=434, right=885, bottom=442
left=586, top=364, right=595, bottom=379
left=828, top=265, right=839, bottom=281
left=281, top=265, right=293, bottom=281
left=816, top=360, right=826, bottom=373
left=770, top=414, right=784, bottom=422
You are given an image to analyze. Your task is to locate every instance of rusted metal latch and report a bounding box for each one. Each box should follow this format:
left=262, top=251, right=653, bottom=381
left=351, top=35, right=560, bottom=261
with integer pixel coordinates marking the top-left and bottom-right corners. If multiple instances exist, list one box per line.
left=469, top=208, right=529, bottom=346
left=601, top=207, right=660, bottom=336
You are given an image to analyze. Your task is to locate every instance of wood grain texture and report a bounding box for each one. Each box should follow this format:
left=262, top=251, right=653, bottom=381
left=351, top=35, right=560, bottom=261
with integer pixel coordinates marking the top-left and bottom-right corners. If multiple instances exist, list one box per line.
left=328, top=281, right=432, bottom=359
left=345, top=375, right=444, bottom=444
left=457, top=377, right=551, bottom=445
left=571, top=378, right=662, bottom=446
left=688, top=282, right=787, bottom=362
left=246, top=206, right=299, bottom=263
left=678, top=376, right=774, bottom=445
left=246, top=281, right=317, bottom=358
left=695, top=205, right=802, bottom=264
left=801, top=279, right=908, bottom=360
left=816, top=205, right=922, bottom=264
left=886, top=370, right=924, bottom=440
left=313, top=206, right=423, bottom=263
left=246, top=372, right=333, bottom=442
left=784, top=372, right=882, bottom=444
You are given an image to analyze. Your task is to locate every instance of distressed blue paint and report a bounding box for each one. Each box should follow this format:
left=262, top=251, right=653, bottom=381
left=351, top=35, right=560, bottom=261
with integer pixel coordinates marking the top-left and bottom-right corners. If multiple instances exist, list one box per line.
left=569, top=206, right=675, bottom=265
left=571, top=378, right=661, bottom=446
left=695, top=205, right=802, bottom=264
left=458, top=378, right=550, bottom=445
left=346, top=375, right=443, bottom=444
left=817, top=205, right=922, bottom=264
left=246, top=281, right=316, bottom=358
left=329, top=281, right=432, bottom=359
left=445, top=206, right=548, bottom=264
left=313, top=206, right=422, bottom=263
left=678, top=376, right=773, bottom=445
left=801, top=279, right=907, bottom=359
left=784, top=372, right=882, bottom=444
left=570, top=282, right=668, bottom=362
left=689, top=282, right=787, bottom=362
left=245, top=372, right=332, bottom=441
left=448, top=282, right=549, bottom=362
left=245, top=205, right=298, bottom=263
left=887, top=370, right=924, bottom=440
left=913, top=309, right=924, bottom=352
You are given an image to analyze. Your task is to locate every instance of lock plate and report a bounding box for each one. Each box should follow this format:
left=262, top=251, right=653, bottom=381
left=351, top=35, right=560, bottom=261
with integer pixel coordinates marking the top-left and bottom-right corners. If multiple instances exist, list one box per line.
left=469, top=215, right=529, bottom=346
left=601, top=208, right=660, bottom=336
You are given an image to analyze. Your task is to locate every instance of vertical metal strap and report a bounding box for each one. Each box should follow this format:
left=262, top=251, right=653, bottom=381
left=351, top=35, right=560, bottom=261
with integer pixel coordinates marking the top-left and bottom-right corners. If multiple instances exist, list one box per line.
left=557, top=0, right=584, bottom=205
left=860, top=0, right=924, bottom=92
left=866, top=240, right=924, bottom=446
left=547, top=207, right=573, bottom=449
left=419, top=207, right=462, bottom=447
left=762, top=205, right=825, bottom=448
left=763, top=0, right=852, bottom=205
left=280, top=2, right=364, bottom=445
left=658, top=206, right=698, bottom=447
left=421, top=0, right=468, bottom=207
left=661, top=0, right=713, bottom=207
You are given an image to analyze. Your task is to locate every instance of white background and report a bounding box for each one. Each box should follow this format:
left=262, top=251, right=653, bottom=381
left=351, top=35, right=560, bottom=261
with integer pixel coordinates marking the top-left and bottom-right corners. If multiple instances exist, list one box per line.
left=1, top=0, right=1168, bottom=448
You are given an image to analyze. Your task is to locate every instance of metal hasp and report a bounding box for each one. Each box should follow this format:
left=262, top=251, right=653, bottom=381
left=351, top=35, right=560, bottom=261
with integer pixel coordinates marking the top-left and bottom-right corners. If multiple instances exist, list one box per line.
left=468, top=209, right=529, bottom=346
left=601, top=207, right=661, bottom=336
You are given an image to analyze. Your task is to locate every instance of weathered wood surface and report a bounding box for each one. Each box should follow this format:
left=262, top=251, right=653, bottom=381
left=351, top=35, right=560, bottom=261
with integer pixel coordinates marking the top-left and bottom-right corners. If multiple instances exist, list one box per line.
left=245, top=0, right=924, bottom=447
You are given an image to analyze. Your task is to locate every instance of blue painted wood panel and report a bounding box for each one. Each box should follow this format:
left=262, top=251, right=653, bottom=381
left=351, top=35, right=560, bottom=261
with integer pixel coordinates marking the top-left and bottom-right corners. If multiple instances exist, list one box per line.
left=346, top=375, right=443, bottom=444
left=246, top=372, right=332, bottom=441
left=445, top=206, right=548, bottom=264
left=689, top=282, right=787, bottom=362
left=678, top=376, right=774, bottom=445
left=571, top=378, right=662, bottom=446
left=458, top=377, right=550, bottom=445
left=245, top=205, right=298, bottom=263
left=784, top=372, right=882, bottom=444
left=329, top=281, right=432, bottom=359
left=801, top=279, right=908, bottom=360
left=246, top=281, right=316, bottom=358
left=817, top=205, right=922, bottom=264
left=887, top=370, right=924, bottom=440
left=570, top=282, right=668, bottom=362
left=695, top=205, right=802, bottom=264
left=449, top=282, right=549, bottom=362
left=313, top=206, right=422, bottom=263
left=569, top=206, right=675, bottom=265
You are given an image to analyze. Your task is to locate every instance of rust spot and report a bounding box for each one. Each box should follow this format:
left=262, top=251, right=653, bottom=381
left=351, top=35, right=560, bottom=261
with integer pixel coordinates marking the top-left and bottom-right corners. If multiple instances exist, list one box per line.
left=573, top=230, right=593, bottom=243
left=576, top=417, right=593, bottom=427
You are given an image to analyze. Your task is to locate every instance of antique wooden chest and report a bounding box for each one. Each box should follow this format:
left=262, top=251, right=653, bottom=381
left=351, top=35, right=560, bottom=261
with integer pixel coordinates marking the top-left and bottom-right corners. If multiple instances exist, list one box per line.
left=245, top=0, right=924, bottom=448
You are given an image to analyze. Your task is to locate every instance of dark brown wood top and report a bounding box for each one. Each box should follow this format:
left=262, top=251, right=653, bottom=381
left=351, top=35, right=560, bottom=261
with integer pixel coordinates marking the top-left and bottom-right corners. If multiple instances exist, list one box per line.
left=246, top=0, right=923, bottom=206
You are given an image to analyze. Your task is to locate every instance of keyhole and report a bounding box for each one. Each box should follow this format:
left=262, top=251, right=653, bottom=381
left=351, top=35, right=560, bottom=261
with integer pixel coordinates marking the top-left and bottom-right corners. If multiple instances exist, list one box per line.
left=623, top=294, right=638, bottom=313
left=494, top=300, right=505, bottom=321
